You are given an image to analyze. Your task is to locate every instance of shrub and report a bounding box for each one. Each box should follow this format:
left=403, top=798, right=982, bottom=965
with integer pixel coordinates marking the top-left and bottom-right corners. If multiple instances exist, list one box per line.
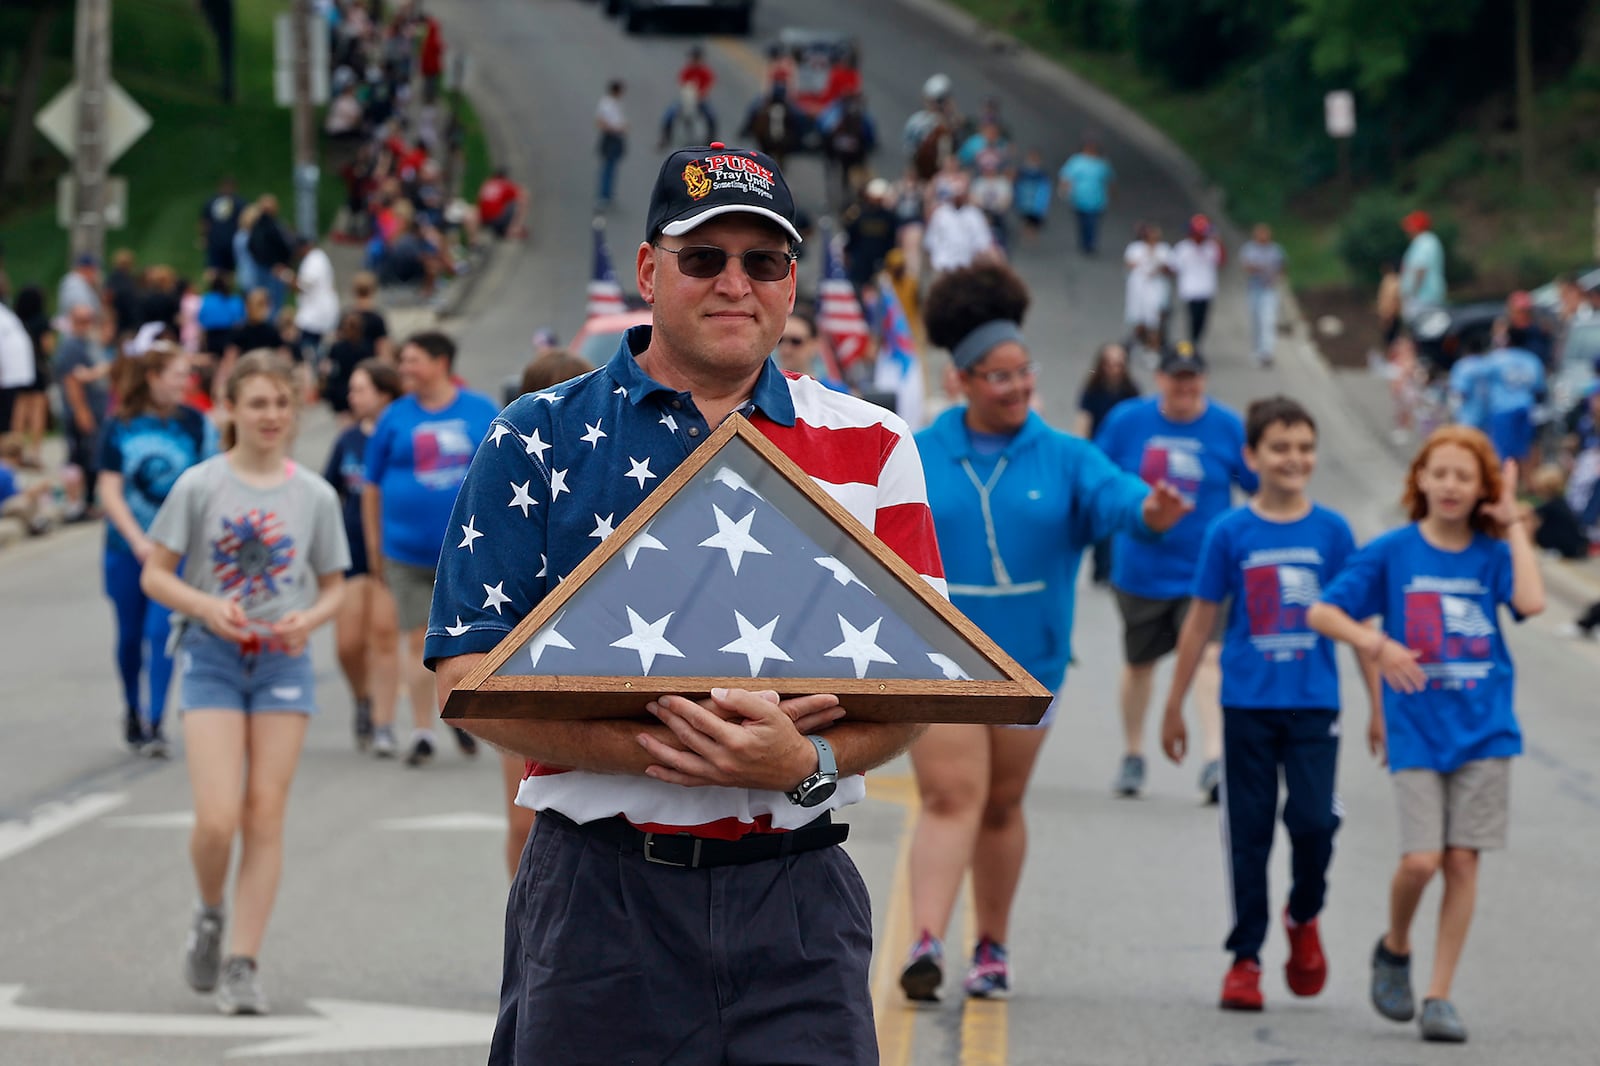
left=1043, top=0, right=1128, bottom=51
left=1334, top=191, right=1471, bottom=289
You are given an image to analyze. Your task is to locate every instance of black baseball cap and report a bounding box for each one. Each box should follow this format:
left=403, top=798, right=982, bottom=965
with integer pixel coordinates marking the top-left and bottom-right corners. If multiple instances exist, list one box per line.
left=1158, top=342, right=1207, bottom=375
left=646, top=142, right=802, bottom=245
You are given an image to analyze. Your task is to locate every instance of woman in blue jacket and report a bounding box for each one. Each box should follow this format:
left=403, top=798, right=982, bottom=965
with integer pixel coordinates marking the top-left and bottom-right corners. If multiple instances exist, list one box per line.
left=899, top=264, right=1188, bottom=1002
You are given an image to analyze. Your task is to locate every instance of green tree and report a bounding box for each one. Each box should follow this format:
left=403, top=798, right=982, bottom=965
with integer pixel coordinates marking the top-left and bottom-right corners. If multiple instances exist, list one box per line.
left=1285, top=0, right=1483, bottom=100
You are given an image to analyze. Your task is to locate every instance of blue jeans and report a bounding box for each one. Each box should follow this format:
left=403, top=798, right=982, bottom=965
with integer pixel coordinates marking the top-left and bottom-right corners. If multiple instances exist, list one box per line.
left=1248, top=286, right=1279, bottom=359
left=104, top=546, right=176, bottom=731
left=1075, top=208, right=1102, bottom=254
left=597, top=155, right=620, bottom=205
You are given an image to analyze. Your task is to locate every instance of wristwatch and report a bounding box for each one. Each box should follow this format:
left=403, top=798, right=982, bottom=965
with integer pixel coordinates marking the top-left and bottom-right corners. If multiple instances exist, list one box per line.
left=786, top=735, right=839, bottom=808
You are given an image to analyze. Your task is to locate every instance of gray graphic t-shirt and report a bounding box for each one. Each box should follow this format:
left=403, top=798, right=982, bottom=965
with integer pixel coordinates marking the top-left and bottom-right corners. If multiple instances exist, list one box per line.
left=149, top=455, right=350, bottom=627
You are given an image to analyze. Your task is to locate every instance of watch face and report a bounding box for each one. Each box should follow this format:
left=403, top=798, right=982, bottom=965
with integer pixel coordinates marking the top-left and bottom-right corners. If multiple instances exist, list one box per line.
left=798, top=777, right=839, bottom=808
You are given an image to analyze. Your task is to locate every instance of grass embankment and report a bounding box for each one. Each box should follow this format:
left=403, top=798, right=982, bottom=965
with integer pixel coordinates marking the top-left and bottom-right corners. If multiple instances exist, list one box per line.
left=0, top=0, right=491, bottom=300
left=948, top=0, right=1600, bottom=294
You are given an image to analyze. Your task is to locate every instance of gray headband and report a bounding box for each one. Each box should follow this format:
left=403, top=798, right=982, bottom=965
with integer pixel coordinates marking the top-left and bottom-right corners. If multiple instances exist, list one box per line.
left=951, top=320, right=1025, bottom=371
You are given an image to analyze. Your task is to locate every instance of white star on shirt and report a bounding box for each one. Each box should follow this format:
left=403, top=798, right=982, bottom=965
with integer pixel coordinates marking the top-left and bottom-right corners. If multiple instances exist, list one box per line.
left=445, top=616, right=471, bottom=637
left=613, top=385, right=628, bottom=396
left=536, top=554, right=548, bottom=578
left=625, top=456, right=657, bottom=490
left=720, top=611, right=794, bottom=677
left=489, top=423, right=512, bottom=447
left=610, top=607, right=684, bottom=675
left=699, top=505, right=771, bottom=575
left=580, top=420, right=607, bottom=448
left=825, top=615, right=897, bottom=679
left=622, top=519, right=668, bottom=569
left=527, top=610, right=575, bottom=668
left=589, top=512, right=616, bottom=542
left=659, top=412, right=679, bottom=432
left=458, top=515, right=484, bottom=552
left=927, top=653, right=972, bottom=681
left=815, top=555, right=869, bottom=592
left=482, top=582, right=512, bottom=615
left=534, top=391, right=562, bottom=404
left=508, top=480, right=537, bottom=517
left=712, top=466, right=764, bottom=499
left=549, top=468, right=570, bottom=500
left=519, top=429, right=551, bottom=463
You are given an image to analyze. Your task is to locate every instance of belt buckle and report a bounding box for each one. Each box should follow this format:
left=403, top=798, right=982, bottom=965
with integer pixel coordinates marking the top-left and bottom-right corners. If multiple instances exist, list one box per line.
left=643, top=832, right=702, bottom=868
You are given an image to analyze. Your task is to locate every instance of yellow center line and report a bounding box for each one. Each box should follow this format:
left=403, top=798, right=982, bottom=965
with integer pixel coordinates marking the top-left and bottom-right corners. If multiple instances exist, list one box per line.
left=865, top=774, right=919, bottom=1066
left=710, top=35, right=768, bottom=91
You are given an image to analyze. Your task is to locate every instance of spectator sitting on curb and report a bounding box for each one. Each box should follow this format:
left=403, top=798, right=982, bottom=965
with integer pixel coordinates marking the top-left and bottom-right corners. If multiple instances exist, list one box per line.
left=0, top=432, right=80, bottom=536
left=476, top=167, right=528, bottom=240
left=1524, top=464, right=1588, bottom=560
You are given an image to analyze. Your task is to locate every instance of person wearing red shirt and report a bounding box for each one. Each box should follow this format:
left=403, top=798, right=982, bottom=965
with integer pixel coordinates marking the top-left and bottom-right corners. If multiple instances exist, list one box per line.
left=679, top=45, right=715, bottom=98
left=476, top=168, right=527, bottom=240
left=420, top=17, right=444, bottom=103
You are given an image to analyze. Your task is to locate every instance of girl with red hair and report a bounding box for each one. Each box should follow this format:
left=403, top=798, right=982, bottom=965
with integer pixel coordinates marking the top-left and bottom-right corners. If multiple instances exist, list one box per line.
left=1307, top=426, right=1543, bottom=1044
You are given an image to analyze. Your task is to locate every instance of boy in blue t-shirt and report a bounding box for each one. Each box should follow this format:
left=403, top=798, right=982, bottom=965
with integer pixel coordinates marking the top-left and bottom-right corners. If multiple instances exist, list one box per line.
left=1309, top=426, right=1543, bottom=1044
left=1161, top=396, right=1377, bottom=1013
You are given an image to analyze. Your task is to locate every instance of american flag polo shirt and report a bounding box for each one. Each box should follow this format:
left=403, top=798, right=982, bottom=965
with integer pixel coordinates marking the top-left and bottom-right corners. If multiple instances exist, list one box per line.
left=424, top=326, right=945, bottom=838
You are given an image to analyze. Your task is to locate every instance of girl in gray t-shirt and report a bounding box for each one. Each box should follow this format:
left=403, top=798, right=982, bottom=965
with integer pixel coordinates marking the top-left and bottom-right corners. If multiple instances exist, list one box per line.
left=141, top=351, right=349, bottom=1016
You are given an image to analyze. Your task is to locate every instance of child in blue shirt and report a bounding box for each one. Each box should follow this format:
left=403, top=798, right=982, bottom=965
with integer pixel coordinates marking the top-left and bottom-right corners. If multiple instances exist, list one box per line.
left=1308, top=425, right=1544, bottom=1044
left=1161, top=396, right=1378, bottom=1013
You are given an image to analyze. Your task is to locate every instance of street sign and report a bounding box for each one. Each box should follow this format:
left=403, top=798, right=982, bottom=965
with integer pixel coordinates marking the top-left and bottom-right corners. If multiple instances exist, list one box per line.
left=273, top=12, right=329, bottom=106
left=33, top=81, right=152, bottom=164
left=1324, top=90, right=1356, bottom=139
left=56, top=176, right=127, bottom=229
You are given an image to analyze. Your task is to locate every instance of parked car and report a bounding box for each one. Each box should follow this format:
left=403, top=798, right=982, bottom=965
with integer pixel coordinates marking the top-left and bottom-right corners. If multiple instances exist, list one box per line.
left=1408, top=300, right=1561, bottom=373
left=607, top=0, right=754, bottom=35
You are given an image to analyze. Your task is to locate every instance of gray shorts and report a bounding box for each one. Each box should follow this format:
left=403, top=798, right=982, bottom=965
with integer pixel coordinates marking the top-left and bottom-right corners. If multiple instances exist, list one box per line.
left=1393, top=758, right=1511, bottom=854
left=384, top=557, right=437, bottom=632
left=1114, top=589, right=1225, bottom=665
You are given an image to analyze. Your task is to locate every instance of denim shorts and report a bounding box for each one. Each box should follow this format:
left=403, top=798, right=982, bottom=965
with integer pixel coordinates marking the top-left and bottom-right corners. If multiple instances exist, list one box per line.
left=177, top=627, right=318, bottom=714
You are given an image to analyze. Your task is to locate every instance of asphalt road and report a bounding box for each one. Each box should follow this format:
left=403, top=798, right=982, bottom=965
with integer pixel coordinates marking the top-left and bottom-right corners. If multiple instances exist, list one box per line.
left=2, top=1, right=1598, bottom=1063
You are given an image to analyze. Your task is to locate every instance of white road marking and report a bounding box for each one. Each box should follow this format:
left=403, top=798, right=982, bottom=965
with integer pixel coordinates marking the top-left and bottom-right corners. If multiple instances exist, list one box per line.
left=103, top=811, right=195, bottom=829
left=0, top=792, right=127, bottom=863
left=377, top=812, right=507, bottom=831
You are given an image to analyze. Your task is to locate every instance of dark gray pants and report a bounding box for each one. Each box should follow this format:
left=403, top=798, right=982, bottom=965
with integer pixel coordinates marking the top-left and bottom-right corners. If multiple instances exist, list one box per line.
left=489, top=813, right=878, bottom=1066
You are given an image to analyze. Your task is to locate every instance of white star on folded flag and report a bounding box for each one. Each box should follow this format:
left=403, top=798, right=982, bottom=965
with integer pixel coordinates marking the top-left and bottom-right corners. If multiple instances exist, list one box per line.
left=458, top=515, right=483, bottom=552
left=482, top=582, right=512, bottom=615
left=445, top=616, right=471, bottom=637
left=712, top=466, right=764, bottom=499
left=581, top=420, right=607, bottom=447
left=622, top=519, right=668, bottom=569
left=609, top=607, right=684, bottom=674
left=699, top=504, right=772, bottom=575
left=719, top=611, right=794, bottom=676
left=519, top=429, right=551, bottom=463
left=825, top=615, right=897, bottom=678
left=549, top=468, right=570, bottom=500
left=527, top=611, right=576, bottom=668
left=927, top=653, right=972, bottom=680
left=508, top=481, right=537, bottom=517
left=625, top=457, right=657, bottom=490
left=489, top=423, right=512, bottom=447
left=589, top=513, right=616, bottom=541
left=816, top=555, right=868, bottom=591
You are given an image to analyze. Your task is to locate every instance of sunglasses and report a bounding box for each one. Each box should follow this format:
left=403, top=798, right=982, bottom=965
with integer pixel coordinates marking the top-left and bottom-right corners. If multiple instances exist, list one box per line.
left=657, top=244, right=796, bottom=283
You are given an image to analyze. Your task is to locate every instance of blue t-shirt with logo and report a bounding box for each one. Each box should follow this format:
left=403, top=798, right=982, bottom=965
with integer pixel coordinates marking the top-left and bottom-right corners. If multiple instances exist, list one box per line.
left=1320, top=524, right=1520, bottom=774
left=323, top=423, right=372, bottom=576
left=1194, top=504, right=1356, bottom=710
left=1095, top=397, right=1257, bottom=600
left=1059, top=153, right=1114, bottom=212
left=366, top=389, right=500, bottom=568
left=98, top=406, right=218, bottom=555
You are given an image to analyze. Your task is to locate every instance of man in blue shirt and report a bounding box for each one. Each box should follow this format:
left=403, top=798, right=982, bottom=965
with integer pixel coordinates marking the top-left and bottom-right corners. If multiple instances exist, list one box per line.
left=1095, top=346, right=1257, bottom=798
left=362, top=331, right=499, bottom=764
left=1057, top=136, right=1115, bottom=256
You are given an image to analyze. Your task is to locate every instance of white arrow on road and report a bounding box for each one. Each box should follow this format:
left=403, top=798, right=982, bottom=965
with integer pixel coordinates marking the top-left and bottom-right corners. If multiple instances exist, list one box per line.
left=0, top=985, right=494, bottom=1058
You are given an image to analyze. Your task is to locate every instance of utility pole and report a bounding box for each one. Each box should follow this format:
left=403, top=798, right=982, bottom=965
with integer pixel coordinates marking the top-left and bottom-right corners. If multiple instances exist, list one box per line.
left=71, top=0, right=111, bottom=264
left=291, top=0, right=318, bottom=239
left=1515, top=0, right=1535, bottom=193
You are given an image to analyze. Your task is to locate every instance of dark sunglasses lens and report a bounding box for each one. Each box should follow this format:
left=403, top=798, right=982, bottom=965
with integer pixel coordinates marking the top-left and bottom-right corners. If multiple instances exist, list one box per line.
left=676, top=247, right=727, bottom=278
left=743, top=251, right=791, bottom=282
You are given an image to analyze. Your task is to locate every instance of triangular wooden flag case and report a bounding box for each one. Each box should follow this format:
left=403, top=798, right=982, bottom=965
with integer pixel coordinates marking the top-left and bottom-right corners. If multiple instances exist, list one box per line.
left=444, top=414, right=1050, bottom=724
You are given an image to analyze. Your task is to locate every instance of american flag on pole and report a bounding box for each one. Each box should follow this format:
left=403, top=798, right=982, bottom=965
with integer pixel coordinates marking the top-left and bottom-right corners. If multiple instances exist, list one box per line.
left=586, top=219, right=627, bottom=319
left=871, top=274, right=926, bottom=429
left=816, top=223, right=872, bottom=369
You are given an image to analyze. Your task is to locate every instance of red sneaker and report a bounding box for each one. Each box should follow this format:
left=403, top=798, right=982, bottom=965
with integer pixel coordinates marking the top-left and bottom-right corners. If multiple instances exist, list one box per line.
left=1284, top=911, right=1328, bottom=997
left=1220, top=958, right=1264, bottom=1011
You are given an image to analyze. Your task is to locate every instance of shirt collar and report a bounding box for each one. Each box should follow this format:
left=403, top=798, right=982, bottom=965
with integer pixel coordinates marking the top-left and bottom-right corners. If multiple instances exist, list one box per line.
left=605, top=325, right=796, bottom=427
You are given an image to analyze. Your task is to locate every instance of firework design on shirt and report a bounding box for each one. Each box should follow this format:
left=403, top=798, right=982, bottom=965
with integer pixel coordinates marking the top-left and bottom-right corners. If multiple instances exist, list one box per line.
left=212, top=509, right=297, bottom=607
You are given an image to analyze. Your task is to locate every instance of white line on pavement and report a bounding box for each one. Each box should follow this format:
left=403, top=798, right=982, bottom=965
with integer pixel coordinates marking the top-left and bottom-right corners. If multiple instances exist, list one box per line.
left=0, top=792, right=128, bottom=864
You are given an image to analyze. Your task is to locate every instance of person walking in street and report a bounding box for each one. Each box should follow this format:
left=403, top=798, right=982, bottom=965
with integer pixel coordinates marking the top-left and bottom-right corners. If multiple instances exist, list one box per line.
left=1123, top=222, right=1170, bottom=357
left=427, top=142, right=942, bottom=1065
left=53, top=304, right=113, bottom=510
left=595, top=80, right=628, bottom=210
left=1399, top=210, right=1445, bottom=321
left=900, top=263, right=1187, bottom=1002
left=362, top=331, right=497, bottom=767
left=924, top=186, right=996, bottom=276
left=57, top=254, right=103, bottom=318
left=142, top=352, right=348, bottom=1016
left=1095, top=345, right=1257, bottom=800
left=199, top=177, right=245, bottom=280
left=98, top=344, right=219, bottom=753
left=248, top=196, right=295, bottom=316
left=1076, top=342, right=1141, bottom=585
left=324, top=359, right=402, bottom=755
left=1240, top=223, right=1286, bottom=367
left=1057, top=135, right=1115, bottom=255
left=1161, top=396, right=1377, bottom=1012
left=9, top=286, right=54, bottom=464
left=1309, top=426, right=1543, bottom=1044
left=290, top=236, right=339, bottom=372
left=1171, top=214, right=1223, bottom=346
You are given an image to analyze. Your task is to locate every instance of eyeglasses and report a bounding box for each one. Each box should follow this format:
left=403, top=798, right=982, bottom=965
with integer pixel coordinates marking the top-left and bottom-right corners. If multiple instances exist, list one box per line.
left=779, top=335, right=808, bottom=346
left=968, top=363, right=1036, bottom=386
left=657, top=244, right=796, bottom=283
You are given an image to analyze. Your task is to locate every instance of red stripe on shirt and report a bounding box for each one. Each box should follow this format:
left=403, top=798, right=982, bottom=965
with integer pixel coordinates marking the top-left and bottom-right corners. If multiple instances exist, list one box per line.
left=754, top=417, right=898, bottom=491
left=874, top=501, right=944, bottom=579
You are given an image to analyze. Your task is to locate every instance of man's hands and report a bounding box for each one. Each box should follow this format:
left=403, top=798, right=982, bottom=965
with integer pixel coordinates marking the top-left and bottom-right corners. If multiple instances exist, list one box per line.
left=1142, top=480, right=1193, bottom=534
left=637, top=688, right=842, bottom=791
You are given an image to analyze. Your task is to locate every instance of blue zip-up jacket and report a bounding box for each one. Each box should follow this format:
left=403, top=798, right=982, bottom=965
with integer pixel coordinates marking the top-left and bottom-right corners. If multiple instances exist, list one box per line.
left=917, top=407, right=1156, bottom=692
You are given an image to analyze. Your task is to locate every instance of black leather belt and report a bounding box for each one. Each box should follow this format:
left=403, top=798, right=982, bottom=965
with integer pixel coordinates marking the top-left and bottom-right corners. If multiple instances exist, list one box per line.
left=544, top=810, right=848, bottom=869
